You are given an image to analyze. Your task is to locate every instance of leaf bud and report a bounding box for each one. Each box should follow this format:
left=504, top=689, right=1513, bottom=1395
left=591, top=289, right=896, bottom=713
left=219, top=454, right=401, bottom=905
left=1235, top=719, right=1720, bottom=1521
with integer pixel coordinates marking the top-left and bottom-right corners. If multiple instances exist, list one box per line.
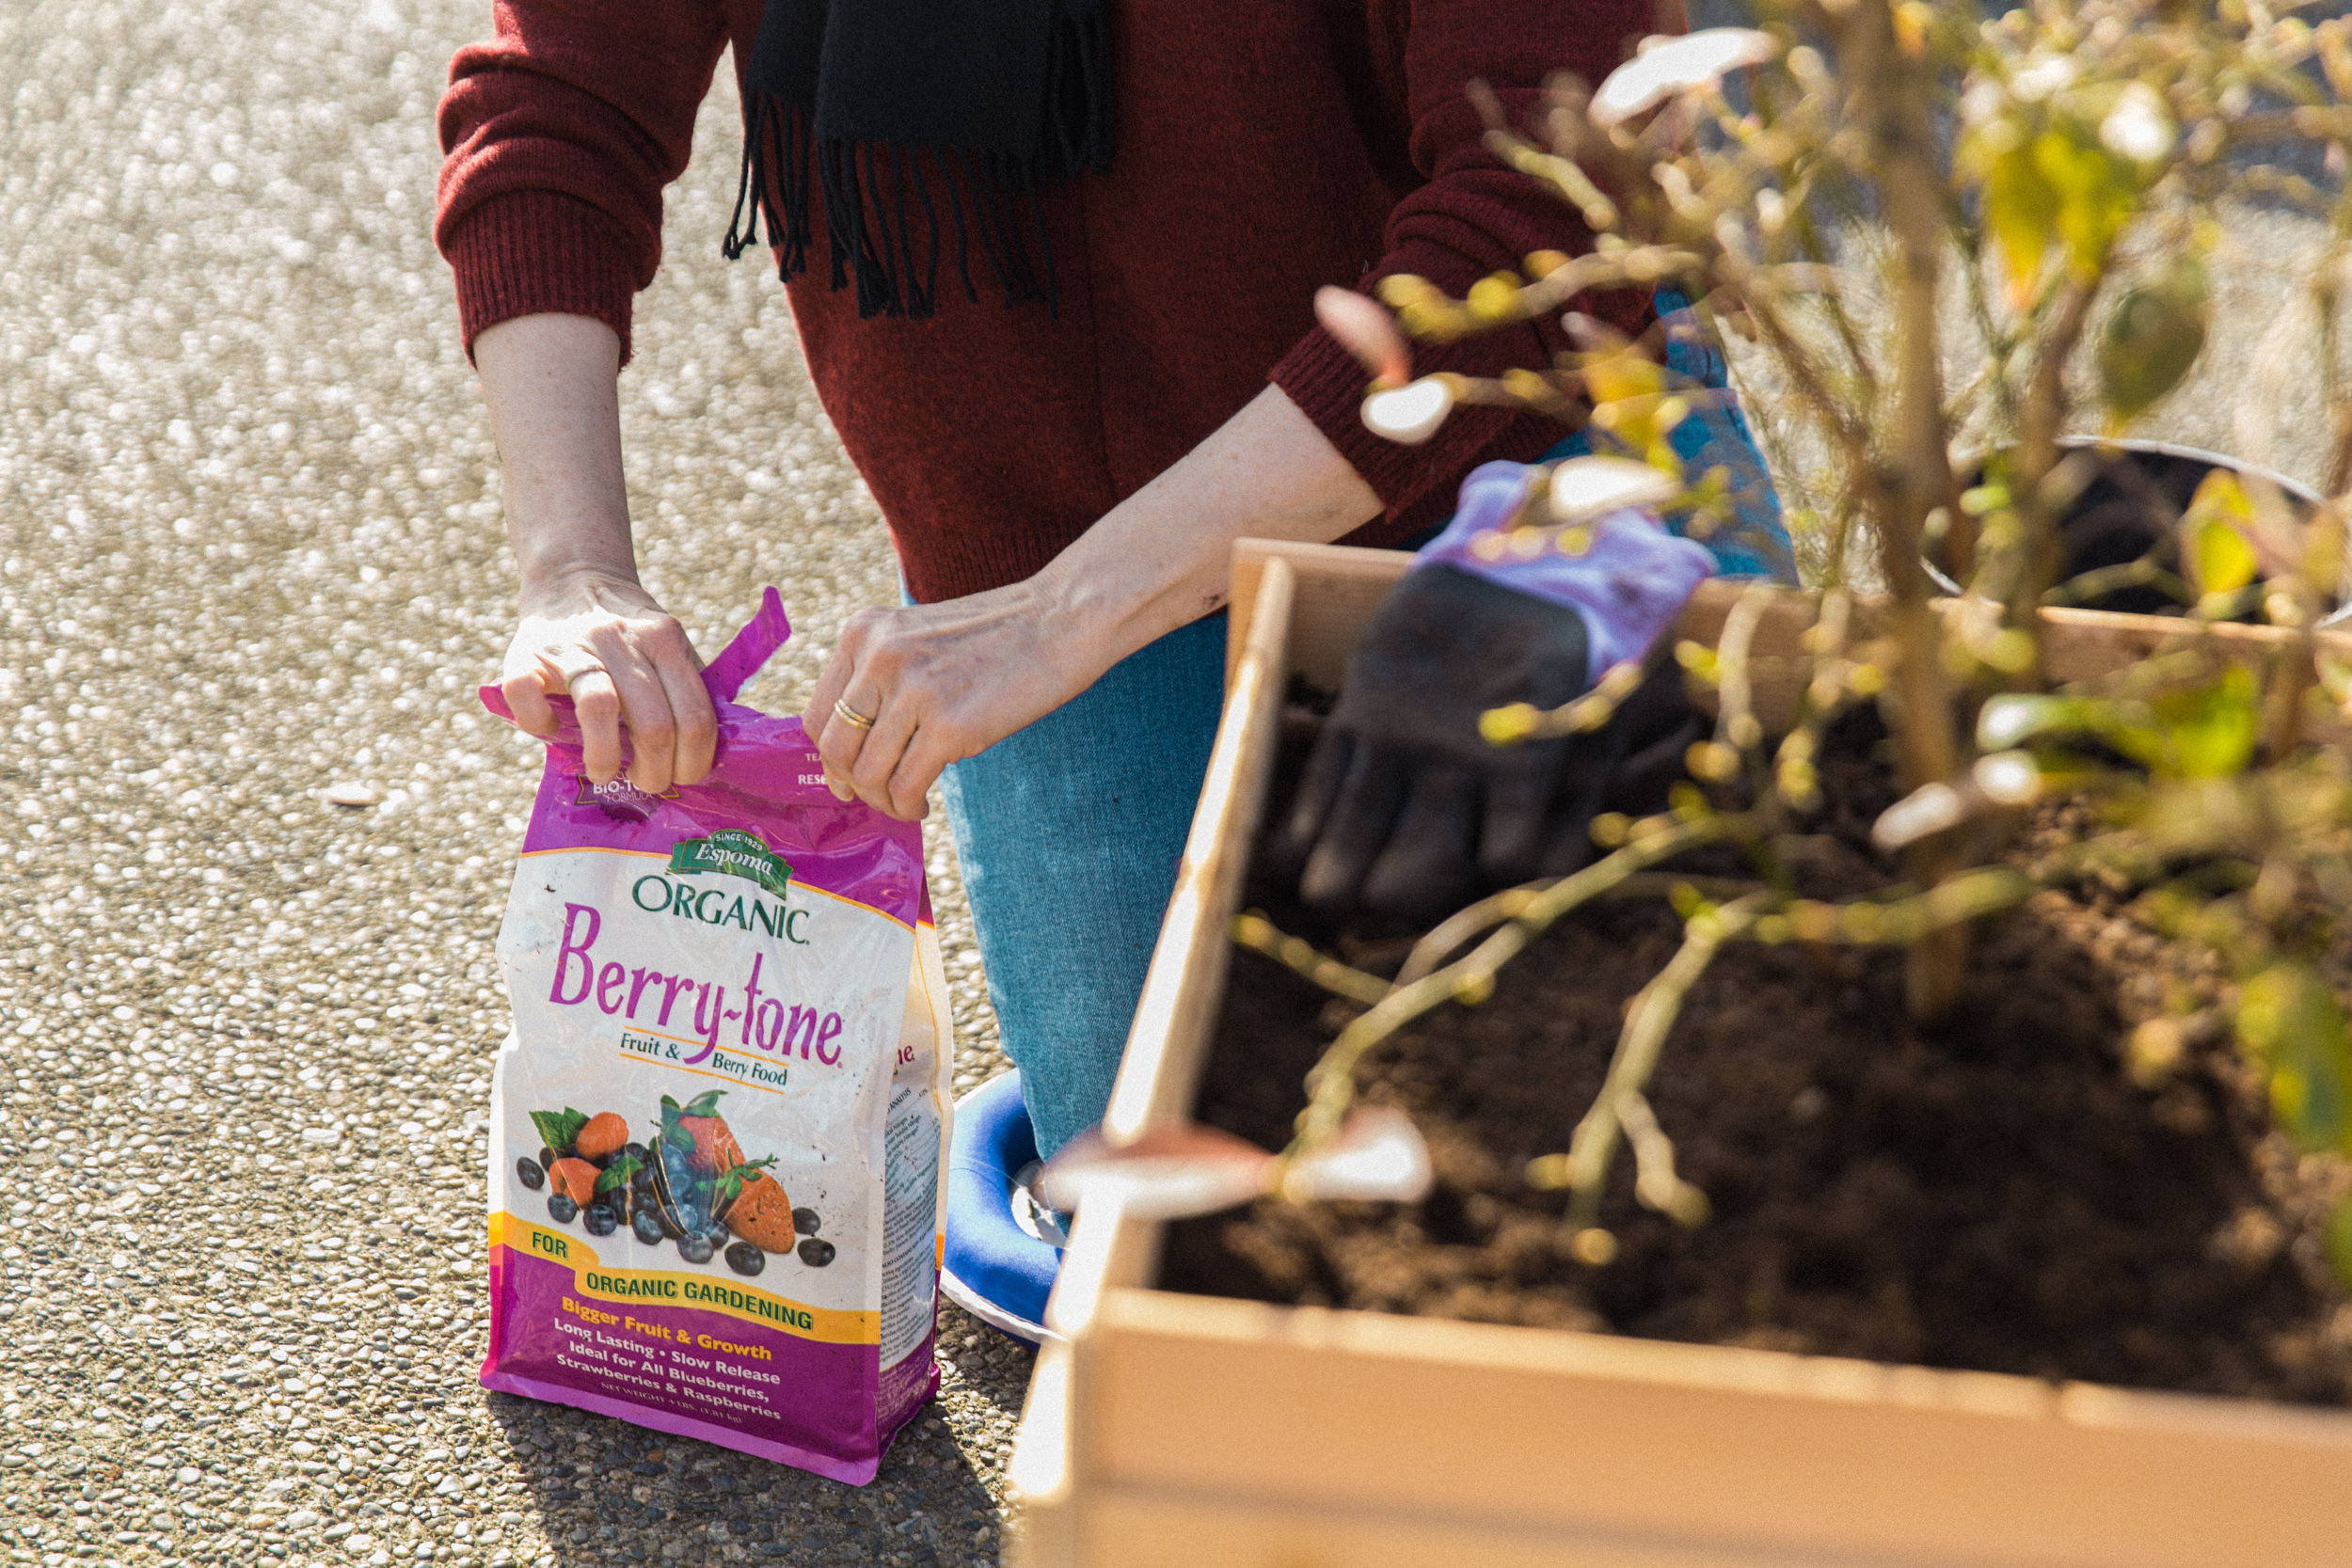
left=1568, top=1227, right=1619, bottom=1266
left=1466, top=272, right=1524, bottom=321
left=1525, top=1153, right=1572, bottom=1190
left=1479, top=703, right=1541, bottom=746
left=1502, top=367, right=1557, bottom=404
left=1375, top=273, right=1439, bottom=309
left=1685, top=740, right=1740, bottom=782
left=2126, top=1018, right=2185, bottom=1087
left=1360, top=375, right=1456, bottom=445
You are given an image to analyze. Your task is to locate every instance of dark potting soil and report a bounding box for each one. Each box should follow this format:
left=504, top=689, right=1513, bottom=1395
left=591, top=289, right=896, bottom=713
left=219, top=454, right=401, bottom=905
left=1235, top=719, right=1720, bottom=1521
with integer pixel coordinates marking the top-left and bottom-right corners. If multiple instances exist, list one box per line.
left=1160, top=710, right=2352, bottom=1405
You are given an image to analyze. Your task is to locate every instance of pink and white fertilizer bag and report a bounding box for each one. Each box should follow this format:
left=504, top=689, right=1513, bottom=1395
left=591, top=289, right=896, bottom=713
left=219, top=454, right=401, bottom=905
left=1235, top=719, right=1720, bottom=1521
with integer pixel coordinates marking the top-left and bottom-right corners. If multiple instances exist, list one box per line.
left=477, top=589, right=953, bottom=1483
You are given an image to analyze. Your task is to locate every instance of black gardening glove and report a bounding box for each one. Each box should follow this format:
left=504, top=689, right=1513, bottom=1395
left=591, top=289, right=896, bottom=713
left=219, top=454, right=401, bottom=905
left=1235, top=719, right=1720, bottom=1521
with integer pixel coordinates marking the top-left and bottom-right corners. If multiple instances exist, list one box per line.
left=1266, top=564, right=1701, bottom=925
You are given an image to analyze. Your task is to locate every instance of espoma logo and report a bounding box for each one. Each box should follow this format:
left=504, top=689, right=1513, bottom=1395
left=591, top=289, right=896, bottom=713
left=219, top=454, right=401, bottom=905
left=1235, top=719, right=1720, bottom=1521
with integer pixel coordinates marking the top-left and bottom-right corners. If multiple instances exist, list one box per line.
left=631, top=831, right=808, bottom=944
left=666, top=829, right=792, bottom=897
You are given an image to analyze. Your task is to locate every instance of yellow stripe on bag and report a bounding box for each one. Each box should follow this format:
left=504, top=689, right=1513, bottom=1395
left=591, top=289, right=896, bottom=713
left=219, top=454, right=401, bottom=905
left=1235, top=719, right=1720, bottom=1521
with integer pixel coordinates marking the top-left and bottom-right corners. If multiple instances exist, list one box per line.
left=489, top=1212, right=878, bottom=1345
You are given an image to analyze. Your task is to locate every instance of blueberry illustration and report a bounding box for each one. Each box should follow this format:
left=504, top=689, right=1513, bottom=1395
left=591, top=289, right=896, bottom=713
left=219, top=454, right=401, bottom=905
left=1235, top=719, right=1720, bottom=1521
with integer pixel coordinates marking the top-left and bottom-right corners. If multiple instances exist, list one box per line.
left=630, top=1211, right=664, bottom=1246
left=677, top=1235, right=715, bottom=1265
left=723, top=1242, right=765, bottom=1277
left=516, top=1157, right=545, bottom=1191
left=797, top=1238, right=834, bottom=1268
left=548, top=1193, right=579, bottom=1225
left=583, top=1204, right=619, bottom=1237
left=791, top=1208, right=819, bottom=1237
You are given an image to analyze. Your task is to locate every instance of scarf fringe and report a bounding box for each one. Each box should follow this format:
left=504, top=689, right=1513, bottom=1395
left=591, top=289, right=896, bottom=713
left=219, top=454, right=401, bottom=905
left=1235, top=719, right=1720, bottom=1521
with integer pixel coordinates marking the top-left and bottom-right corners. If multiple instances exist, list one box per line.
left=722, top=6, right=1107, bottom=322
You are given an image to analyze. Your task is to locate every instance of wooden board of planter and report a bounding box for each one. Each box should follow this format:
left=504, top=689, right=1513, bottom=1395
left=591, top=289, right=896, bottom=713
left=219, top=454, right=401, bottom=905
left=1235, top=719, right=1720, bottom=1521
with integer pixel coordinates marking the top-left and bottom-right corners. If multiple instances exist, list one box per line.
left=1006, top=539, right=2352, bottom=1568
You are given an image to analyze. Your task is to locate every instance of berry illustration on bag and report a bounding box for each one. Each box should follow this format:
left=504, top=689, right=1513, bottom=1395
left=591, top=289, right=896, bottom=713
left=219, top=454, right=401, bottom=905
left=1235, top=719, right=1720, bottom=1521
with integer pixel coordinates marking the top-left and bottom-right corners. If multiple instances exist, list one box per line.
left=478, top=589, right=953, bottom=1484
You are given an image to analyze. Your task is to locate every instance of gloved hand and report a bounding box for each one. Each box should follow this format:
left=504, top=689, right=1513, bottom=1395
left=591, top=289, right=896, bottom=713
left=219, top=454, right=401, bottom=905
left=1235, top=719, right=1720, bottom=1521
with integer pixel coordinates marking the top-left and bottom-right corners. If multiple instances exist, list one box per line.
left=1268, top=460, right=1719, bottom=924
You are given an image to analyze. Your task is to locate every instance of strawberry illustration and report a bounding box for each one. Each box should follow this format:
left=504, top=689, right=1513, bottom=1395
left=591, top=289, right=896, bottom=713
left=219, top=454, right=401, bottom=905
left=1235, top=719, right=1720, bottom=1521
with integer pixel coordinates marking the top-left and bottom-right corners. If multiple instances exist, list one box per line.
left=548, top=1157, right=601, bottom=1207
left=575, top=1112, right=629, bottom=1162
left=659, top=1090, right=743, bottom=1174
left=724, top=1171, right=796, bottom=1254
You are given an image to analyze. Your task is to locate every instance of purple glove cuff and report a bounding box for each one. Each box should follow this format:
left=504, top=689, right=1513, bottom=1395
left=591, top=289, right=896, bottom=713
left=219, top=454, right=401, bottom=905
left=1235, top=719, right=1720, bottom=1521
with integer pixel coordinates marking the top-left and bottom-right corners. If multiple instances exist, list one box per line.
left=1415, top=460, right=1720, bottom=688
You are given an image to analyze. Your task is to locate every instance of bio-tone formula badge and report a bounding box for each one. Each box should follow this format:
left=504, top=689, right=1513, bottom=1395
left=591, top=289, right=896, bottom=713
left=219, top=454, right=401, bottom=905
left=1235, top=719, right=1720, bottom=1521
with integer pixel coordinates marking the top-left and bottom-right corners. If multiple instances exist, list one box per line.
left=477, top=590, right=952, bottom=1483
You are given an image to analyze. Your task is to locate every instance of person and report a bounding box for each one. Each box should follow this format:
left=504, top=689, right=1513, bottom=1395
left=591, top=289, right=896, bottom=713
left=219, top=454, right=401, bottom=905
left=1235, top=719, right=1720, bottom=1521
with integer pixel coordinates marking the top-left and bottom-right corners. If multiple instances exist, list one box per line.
left=436, top=0, right=1792, bottom=1337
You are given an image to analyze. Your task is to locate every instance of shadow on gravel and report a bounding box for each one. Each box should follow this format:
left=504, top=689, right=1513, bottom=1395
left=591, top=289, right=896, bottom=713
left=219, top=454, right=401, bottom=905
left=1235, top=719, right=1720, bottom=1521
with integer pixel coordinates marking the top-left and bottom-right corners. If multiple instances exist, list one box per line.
left=483, top=1309, right=1033, bottom=1566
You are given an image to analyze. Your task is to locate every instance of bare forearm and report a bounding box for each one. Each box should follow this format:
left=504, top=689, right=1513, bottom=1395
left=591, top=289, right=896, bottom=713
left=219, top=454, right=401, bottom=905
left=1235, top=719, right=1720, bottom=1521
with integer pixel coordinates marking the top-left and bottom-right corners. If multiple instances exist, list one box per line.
left=1036, top=385, right=1382, bottom=666
left=472, top=311, right=714, bottom=792
left=474, top=312, right=634, bottom=592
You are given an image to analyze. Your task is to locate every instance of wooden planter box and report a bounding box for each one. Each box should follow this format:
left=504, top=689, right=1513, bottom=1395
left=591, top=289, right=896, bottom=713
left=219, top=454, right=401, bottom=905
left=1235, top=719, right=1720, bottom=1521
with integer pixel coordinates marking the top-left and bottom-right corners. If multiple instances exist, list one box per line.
left=1006, top=540, right=2352, bottom=1568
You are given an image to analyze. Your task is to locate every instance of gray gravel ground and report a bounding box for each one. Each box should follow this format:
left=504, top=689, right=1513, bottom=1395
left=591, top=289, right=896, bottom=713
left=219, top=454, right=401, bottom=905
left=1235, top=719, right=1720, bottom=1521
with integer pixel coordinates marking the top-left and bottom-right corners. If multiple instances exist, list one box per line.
left=0, top=1, right=1027, bottom=1565
left=4, top=2, right=2350, bottom=1567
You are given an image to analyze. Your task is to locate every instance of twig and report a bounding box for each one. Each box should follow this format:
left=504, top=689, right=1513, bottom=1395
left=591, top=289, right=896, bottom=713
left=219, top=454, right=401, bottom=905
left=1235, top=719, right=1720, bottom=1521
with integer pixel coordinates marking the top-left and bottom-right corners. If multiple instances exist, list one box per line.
left=2007, top=277, right=2102, bottom=649
left=1530, top=863, right=2027, bottom=1238
left=1618, top=1091, right=1709, bottom=1226
left=1740, top=866, right=2031, bottom=948
left=1772, top=587, right=1867, bottom=811
left=1232, top=912, right=1389, bottom=1006
left=2042, top=557, right=2193, bottom=610
left=1714, top=580, right=1777, bottom=756
left=1541, top=895, right=1767, bottom=1231
left=1282, top=818, right=1729, bottom=1162
left=1393, top=871, right=1768, bottom=989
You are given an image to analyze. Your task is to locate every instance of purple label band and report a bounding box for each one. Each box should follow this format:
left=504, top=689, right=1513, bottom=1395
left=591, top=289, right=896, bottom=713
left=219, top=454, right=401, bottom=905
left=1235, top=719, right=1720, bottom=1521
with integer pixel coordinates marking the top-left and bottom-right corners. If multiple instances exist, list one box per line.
left=481, top=1218, right=936, bottom=1484
left=480, top=585, right=930, bottom=930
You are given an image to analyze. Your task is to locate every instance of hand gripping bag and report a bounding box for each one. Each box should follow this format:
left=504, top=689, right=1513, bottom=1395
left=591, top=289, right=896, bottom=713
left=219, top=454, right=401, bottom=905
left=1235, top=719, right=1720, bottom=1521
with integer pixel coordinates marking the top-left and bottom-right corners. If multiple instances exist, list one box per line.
left=478, top=590, right=953, bottom=1483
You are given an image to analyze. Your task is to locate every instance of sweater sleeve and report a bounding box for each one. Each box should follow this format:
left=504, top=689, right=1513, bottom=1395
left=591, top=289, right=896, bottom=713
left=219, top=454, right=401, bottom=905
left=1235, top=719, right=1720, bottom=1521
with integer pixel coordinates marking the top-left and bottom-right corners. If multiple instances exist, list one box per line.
left=1269, top=0, right=1657, bottom=528
left=434, top=0, right=732, bottom=364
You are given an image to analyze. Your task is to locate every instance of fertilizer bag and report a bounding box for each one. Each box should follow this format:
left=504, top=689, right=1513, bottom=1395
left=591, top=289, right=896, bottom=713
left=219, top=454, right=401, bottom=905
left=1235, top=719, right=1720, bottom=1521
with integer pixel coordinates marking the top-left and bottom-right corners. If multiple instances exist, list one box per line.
left=478, top=589, right=953, bottom=1483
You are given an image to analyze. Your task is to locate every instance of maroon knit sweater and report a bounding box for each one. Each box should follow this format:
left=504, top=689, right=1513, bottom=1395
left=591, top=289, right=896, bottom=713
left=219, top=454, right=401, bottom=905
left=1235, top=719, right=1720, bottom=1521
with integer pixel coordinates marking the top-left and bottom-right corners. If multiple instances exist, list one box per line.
left=437, top=0, right=1657, bottom=606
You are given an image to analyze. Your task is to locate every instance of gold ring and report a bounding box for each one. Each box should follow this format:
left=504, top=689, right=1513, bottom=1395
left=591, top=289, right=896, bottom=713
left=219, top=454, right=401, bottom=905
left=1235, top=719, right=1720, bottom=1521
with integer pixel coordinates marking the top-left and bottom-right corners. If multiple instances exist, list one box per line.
left=833, top=697, right=877, bottom=732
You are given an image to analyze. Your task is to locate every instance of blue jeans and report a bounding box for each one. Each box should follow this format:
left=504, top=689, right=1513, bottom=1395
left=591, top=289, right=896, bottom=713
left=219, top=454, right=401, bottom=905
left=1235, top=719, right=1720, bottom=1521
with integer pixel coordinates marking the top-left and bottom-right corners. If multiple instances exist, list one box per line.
left=940, top=612, right=1231, bottom=1158
left=944, top=293, right=1793, bottom=1161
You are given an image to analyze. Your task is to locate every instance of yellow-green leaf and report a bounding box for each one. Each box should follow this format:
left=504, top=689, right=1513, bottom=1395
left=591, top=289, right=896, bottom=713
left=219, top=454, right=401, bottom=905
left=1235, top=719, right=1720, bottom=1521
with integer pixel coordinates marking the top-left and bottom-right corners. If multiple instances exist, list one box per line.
left=2097, top=258, right=2209, bottom=426
left=2328, top=1199, right=2352, bottom=1291
left=2183, top=467, right=2259, bottom=596
left=2146, top=664, right=2260, bottom=780
left=1979, top=131, right=2061, bottom=298
left=2236, top=962, right=2352, bottom=1154
left=2032, top=129, right=2137, bottom=280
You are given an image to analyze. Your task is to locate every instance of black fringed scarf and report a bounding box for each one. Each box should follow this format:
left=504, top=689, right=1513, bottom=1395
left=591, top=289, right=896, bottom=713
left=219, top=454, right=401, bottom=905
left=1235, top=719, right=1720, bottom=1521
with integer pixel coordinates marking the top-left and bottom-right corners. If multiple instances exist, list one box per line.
left=723, top=0, right=1115, bottom=320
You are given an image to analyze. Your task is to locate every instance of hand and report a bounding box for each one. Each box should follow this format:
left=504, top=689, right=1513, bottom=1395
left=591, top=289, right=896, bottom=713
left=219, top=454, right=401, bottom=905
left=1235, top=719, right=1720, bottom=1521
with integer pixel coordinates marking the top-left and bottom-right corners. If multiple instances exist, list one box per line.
left=801, top=577, right=1106, bottom=822
left=1267, top=565, right=1699, bottom=924
left=800, top=384, right=1383, bottom=823
left=501, top=569, right=716, bottom=796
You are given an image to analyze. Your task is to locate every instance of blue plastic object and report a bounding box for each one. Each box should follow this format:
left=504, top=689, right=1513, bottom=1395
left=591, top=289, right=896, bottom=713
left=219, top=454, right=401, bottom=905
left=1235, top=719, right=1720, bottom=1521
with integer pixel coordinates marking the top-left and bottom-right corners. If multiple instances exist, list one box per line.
left=941, top=1070, right=1063, bottom=1343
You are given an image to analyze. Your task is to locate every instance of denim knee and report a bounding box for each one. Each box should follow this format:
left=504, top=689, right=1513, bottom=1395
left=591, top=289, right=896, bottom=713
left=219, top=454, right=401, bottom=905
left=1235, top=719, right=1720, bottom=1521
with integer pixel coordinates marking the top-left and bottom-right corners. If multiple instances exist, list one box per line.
left=940, top=612, right=1228, bottom=1156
